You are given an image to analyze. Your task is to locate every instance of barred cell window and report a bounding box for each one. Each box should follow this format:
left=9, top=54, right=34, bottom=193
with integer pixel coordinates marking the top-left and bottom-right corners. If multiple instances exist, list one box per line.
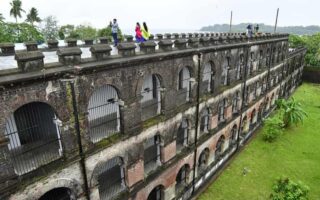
left=88, top=85, right=121, bottom=143
left=232, top=92, right=240, bottom=114
left=178, top=67, right=191, bottom=102
left=230, top=125, right=238, bottom=146
left=148, top=185, right=164, bottom=200
left=97, top=157, right=126, bottom=200
left=215, top=135, right=225, bottom=161
left=176, top=119, right=189, bottom=152
left=200, top=108, right=210, bottom=133
left=218, top=98, right=227, bottom=122
left=203, top=62, right=215, bottom=93
left=4, top=102, right=63, bottom=175
left=175, top=164, right=190, bottom=195
left=144, top=135, right=161, bottom=173
left=198, top=148, right=209, bottom=174
left=141, top=74, right=162, bottom=120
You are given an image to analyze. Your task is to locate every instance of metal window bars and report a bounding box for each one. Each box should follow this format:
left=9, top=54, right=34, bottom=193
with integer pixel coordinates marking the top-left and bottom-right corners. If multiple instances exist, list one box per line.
left=97, top=157, right=126, bottom=200
left=176, top=120, right=189, bottom=152
left=4, top=102, right=63, bottom=175
left=144, top=136, right=161, bottom=173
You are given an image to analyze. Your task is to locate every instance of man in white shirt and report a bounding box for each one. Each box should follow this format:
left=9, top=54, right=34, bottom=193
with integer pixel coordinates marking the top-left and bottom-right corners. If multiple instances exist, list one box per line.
left=111, top=19, right=119, bottom=47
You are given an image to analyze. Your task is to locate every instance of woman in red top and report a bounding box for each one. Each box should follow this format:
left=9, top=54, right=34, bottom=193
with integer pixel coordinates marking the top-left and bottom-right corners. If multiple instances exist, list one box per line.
left=135, top=22, right=143, bottom=43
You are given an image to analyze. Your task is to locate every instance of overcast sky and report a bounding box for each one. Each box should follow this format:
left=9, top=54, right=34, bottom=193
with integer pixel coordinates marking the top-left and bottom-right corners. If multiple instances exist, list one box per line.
left=0, top=0, right=319, bottom=30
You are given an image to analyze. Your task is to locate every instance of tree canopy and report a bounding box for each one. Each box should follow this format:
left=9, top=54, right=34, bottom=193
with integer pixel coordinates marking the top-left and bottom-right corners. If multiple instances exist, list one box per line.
left=26, top=7, right=41, bottom=26
left=9, top=0, right=25, bottom=23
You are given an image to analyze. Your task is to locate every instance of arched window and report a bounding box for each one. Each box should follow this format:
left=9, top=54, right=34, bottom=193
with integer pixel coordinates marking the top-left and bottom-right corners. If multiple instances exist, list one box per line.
left=232, top=92, right=240, bottom=114
left=215, top=136, right=225, bottom=161
left=96, top=157, right=126, bottom=200
left=200, top=108, right=210, bottom=134
left=271, top=93, right=275, bottom=106
left=266, top=48, right=270, bottom=66
left=202, top=62, right=215, bottom=93
left=250, top=109, right=257, bottom=128
left=144, top=135, right=161, bottom=174
left=230, top=125, right=238, bottom=146
left=236, top=54, right=244, bottom=80
left=148, top=185, right=164, bottom=200
left=240, top=116, right=248, bottom=137
left=265, top=97, right=270, bottom=112
left=175, top=164, right=190, bottom=195
left=141, top=74, right=162, bottom=120
left=258, top=103, right=264, bottom=122
left=221, top=57, right=230, bottom=85
left=39, top=187, right=74, bottom=200
left=198, top=148, right=209, bottom=174
left=176, top=119, right=189, bottom=152
left=254, top=81, right=259, bottom=99
left=88, top=85, right=121, bottom=143
left=218, top=98, right=227, bottom=122
left=4, top=102, right=62, bottom=175
left=178, top=67, right=191, bottom=102
left=245, top=86, right=250, bottom=106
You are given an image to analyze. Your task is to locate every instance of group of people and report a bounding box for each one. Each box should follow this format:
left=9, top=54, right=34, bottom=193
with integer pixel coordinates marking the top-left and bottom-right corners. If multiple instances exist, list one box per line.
left=109, top=18, right=151, bottom=47
left=246, top=24, right=260, bottom=37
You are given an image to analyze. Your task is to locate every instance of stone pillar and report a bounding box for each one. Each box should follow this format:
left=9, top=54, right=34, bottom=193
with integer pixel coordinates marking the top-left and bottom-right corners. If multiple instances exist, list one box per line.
left=163, top=183, right=176, bottom=200
left=125, top=35, right=134, bottom=42
left=172, top=33, right=179, bottom=39
left=174, top=39, right=187, bottom=50
left=199, top=37, right=210, bottom=47
left=165, top=33, right=172, bottom=39
left=83, top=39, right=94, bottom=46
left=47, top=39, right=59, bottom=49
left=139, top=41, right=157, bottom=54
left=98, top=37, right=109, bottom=44
left=57, top=47, right=82, bottom=65
left=90, top=44, right=112, bottom=60
left=24, top=41, right=38, bottom=51
left=158, top=40, right=173, bottom=51
left=15, top=51, right=44, bottom=72
left=156, top=34, right=163, bottom=40
left=117, top=43, right=136, bottom=56
left=65, top=38, right=77, bottom=47
left=0, top=43, right=15, bottom=56
left=188, top=38, right=199, bottom=48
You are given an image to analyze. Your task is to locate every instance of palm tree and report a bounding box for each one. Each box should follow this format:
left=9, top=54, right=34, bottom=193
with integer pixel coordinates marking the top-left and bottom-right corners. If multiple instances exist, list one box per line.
left=26, top=7, right=41, bottom=26
left=0, top=13, right=5, bottom=22
left=10, top=0, right=25, bottom=23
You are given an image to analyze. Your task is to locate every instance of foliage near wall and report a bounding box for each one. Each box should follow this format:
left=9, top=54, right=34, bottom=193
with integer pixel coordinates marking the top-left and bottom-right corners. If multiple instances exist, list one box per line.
left=0, top=22, right=44, bottom=43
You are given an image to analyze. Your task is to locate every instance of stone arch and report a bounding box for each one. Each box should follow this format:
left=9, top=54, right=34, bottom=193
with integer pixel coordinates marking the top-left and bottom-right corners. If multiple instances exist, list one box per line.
left=175, top=164, right=191, bottom=195
left=197, top=147, right=210, bottom=174
left=4, top=101, right=63, bottom=175
left=87, top=84, right=122, bottom=143
left=250, top=109, right=257, bottom=126
left=177, top=66, right=192, bottom=102
left=202, top=61, right=216, bottom=93
left=215, top=135, right=226, bottom=161
left=39, top=187, right=76, bottom=200
left=147, top=184, right=165, bottom=200
left=229, top=124, right=238, bottom=146
left=199, top=107, right=211, bottom=134
left=176, top=118, right=190, bottom=152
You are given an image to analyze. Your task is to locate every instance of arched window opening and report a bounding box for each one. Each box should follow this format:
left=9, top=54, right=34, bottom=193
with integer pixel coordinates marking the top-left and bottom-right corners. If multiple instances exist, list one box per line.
left=215, top=136, right=225, bottom=161
left=176, top=119, right=189, bottom=152
left=141, top=74, right=161, bottom=121
left=178, top=67, right=191, bottom=102
left=232, top=92, right=240, bottom=114
left=4, top=102, right=62, bottom=175
left=144, top=135, right=161, bottom=174
left=39, top=187, right=74, bottom=200
left=254, top=82, right=259, bottom=99
left=266, top=48, right=270, bottom=66
left=258, top=104, right=264, bottom=122
left=265, top=97, right=270, bottom=113
left=175, top=164, right=190, bottom=195
left=198, top=148, right=209, bottom=175
left=200, top=108, right=210, bottom=134
left=96, top=157, right=126, bottom=200
left=230, top=125, right=238, bottom=146
left=88, top=85, right=121, bottom=143
left=250, top=109, right=257, bottom=129
left=245, top=86, right=250, bottom=106
left=271, top=93, right=275, bottom=106
left=237, top=54, right=244, bottom=80
left=258, top=50, right=263, bottom=70
left=218, top=99, right=227, bottom=122
left=221, top=58, right=230, bottom=86
left=202, top=62, right=215, bottom=93
left=148, top=185, right=164, bottom=200
left=240, top=116, right=248, bottom=137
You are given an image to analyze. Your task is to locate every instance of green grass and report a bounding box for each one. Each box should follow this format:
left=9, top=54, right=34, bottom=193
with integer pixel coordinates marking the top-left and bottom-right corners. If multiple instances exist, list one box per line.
left=199, top=83, right=320, bottom=200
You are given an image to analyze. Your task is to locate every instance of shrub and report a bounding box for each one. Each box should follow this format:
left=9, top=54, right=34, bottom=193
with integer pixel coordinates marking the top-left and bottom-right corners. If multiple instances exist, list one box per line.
left=262, top=116, right=284, bottom=142
left=270, top=177, right=309, bottom=200
left=276, top=98, right=307, bottom=128
left=98, top=26, right=124, bottom=42
left=0, top=22, right=44, bottom=43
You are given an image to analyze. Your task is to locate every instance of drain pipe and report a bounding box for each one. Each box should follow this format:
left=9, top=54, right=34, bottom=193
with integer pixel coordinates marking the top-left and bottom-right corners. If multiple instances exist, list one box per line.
left=191, top=52, right=202, bottom=195
left=69, top=81, right=91, bottom=200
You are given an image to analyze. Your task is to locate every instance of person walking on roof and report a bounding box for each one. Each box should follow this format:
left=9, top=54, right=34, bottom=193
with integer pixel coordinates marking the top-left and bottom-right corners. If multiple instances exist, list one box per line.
left=246, top=24, right=253, bottom=38
left=135, top=22, right=143, bottom=43
left=141, top=22, right=150, bottom=41
left=111, top=18, right=119, bottom=47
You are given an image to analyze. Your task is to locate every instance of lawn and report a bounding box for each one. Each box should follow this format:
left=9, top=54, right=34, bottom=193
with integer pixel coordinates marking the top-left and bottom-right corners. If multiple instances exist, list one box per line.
left=199, top=83, right=320, bottom=200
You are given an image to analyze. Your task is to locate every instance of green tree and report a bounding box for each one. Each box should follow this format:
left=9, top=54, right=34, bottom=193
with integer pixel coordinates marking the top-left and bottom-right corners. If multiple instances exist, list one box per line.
left=9, top=0, right=25, bottom=23
left=98, top=26, right=124, bottom=42
left=72, top=25, right=97, bottom=40
left=58, top=24, right=75, bottom=39
left=262, top=116, right=284, bottom=142
left=26, top=7, right=41, bottom=26
left=0, top=13, right=5, bottom=23
left=276, top=98, right=307, bottom=127
left=270, top=178, right=309, bottom=200
left=0, top=22, right=44, bottom=43
left=41, top=16, right=59, bottom=40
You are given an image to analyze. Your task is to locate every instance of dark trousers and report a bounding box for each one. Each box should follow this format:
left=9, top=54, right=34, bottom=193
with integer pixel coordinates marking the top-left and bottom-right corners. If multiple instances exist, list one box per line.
left=112, top=33, right=118, bottom=46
